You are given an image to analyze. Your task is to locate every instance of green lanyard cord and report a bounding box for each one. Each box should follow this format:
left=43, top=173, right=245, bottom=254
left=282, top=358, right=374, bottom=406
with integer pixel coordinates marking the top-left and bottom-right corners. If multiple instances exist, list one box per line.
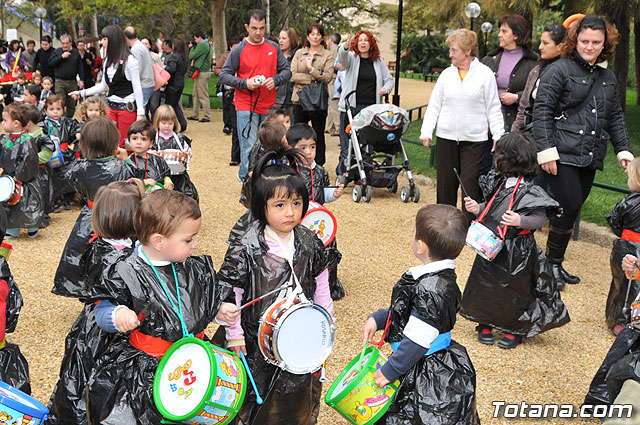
left=140, top=248, right=192, bottom=338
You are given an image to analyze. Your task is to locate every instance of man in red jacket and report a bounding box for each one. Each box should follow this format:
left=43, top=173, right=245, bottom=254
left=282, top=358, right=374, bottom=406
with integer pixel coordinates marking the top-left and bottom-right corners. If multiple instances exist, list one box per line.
left=219, top=9, right=292, bottom=180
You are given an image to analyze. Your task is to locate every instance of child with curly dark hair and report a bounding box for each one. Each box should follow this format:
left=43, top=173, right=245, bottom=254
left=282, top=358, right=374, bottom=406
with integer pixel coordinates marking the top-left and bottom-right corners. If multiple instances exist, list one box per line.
left=460, top=132, right=570, bottom=349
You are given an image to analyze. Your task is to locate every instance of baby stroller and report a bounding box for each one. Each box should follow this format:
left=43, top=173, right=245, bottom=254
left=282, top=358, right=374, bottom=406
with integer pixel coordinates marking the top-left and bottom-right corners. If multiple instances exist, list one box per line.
left=339, top=92, right=419, bottom=203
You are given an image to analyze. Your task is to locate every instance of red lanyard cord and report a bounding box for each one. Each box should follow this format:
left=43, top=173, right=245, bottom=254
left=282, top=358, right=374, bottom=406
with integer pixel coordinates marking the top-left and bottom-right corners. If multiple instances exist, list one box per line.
left=476, top=177, right=523, bottom=239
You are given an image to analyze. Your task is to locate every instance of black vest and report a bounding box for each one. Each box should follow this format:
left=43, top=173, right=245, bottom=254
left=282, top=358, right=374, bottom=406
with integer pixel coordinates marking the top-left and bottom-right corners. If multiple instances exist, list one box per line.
left=106, top=62, right=133, bottom=98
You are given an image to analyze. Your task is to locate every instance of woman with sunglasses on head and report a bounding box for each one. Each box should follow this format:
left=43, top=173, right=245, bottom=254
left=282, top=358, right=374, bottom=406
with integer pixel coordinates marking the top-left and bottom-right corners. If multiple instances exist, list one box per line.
left=532, top=15, right=633, bottom=288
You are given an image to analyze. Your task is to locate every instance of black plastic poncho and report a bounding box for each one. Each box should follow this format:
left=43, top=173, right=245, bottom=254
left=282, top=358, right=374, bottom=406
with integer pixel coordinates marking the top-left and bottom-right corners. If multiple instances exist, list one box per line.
left=376, top=270, right=478, bottom=425
left=215, top=222, right=329, bottom=425
left=0, top=132, right=47, bottom=229
left=585, top=326, right=640, bottom=406
left=52, top=157, right=138, bottom=299
left=605, top=193, right=640, bottom=330
left=0, top=256, right=30, bottom=394
left=153, top=132, right=198, bottom=202
left=86, top=252, right=229, bottom=425
left=460, top=173, right=570, bottom=337
left=39, top=117, right=81, bottom=204
left=31, top=131, right=55, bottom=223
left=47, top=238, right=134, bottom=425
left=129, top=153, right=171, bottom=184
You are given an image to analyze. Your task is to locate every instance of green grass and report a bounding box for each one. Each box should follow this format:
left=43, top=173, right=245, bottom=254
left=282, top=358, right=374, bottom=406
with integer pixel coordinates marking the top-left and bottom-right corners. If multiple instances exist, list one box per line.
left=401, top=90, right=640, bottom=227
left=181, top=74, right=222, bottom=109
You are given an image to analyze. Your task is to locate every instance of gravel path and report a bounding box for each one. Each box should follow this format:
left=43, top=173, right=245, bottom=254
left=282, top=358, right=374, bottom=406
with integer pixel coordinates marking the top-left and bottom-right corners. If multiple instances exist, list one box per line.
left=9, top=105, right=615, bottom=424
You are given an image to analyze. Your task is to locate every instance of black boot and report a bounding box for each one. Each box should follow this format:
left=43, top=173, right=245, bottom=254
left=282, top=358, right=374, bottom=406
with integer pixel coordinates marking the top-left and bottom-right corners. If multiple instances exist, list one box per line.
left=546, top=228, right=581, bottom=289
left=328, top=265, right=345, bottom=301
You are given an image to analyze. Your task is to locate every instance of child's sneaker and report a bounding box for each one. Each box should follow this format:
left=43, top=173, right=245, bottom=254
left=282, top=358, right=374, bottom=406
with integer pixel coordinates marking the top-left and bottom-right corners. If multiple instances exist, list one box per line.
left=28, top=230, right=38, bottom=238
left=498, top=333, right=522, bottom=349
left=476, top=324, right=494, bottom=345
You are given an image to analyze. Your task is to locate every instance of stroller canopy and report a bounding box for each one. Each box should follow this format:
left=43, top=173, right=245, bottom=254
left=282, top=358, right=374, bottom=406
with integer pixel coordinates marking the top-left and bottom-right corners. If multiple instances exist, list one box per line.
left=351, top=104, right=410, bottom=135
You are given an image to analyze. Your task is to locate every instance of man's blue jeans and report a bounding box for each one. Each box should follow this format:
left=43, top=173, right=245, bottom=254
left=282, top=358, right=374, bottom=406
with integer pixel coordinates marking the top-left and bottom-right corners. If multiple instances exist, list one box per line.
left=236, top=110, right=267, bottom=179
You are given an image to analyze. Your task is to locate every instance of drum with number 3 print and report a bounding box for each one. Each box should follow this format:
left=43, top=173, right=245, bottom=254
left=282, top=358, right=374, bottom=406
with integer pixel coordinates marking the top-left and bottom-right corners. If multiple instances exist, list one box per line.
left=153, top=337, right=246, bottom=425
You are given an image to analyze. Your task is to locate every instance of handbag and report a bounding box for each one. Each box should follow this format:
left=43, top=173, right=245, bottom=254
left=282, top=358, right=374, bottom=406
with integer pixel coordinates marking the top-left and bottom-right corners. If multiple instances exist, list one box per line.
left=153, top=63, right=171, bottom=90
left=186, top=59, right=199, bottom=79
left=298, top=80, right=328, bottom=112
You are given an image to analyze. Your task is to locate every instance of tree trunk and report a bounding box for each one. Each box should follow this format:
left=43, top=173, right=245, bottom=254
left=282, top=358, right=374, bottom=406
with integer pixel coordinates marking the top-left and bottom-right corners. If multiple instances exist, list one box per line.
left=613, top=9, right=630, bottom=111
left=209, top=0, right=227, bottom=63
left=67, top=18, right=78, bottom=41
left=636, top=14, right=640, bottom=104
left=91, top=14, right=98, bottom=38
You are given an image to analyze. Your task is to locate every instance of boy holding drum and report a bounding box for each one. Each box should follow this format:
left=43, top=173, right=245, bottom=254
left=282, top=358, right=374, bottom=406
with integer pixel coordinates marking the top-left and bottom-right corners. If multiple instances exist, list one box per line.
left=361, top=204, right=478, bottom=424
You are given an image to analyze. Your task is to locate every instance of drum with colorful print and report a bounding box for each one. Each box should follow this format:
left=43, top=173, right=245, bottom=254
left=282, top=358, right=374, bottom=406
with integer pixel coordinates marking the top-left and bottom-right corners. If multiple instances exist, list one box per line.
left=47, top=135, right=65, bottom=168
left=300, top=201, right=337, bottom=247
left=153, top=337, right=246, bottom=425
left=159, top=149, right=189, bottom=175
left=631, top=300, right=640, bottom=330
left=465, top=220, right=504, bottom=261
left=0, top=380, right=49, bottom=424
left=325, top=345, right=399, bottom=425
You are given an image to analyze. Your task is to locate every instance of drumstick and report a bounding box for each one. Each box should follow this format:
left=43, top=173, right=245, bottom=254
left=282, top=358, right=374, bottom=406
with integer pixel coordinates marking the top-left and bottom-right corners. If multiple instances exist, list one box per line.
left=235, top=282, right=290, bottom=312
left=453, top=168, right=469, bottom=198
left=239, top=351, right=263, bottom=405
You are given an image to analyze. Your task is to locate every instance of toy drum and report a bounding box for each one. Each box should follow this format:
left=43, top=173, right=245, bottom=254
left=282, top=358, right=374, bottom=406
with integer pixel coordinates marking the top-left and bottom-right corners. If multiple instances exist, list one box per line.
left=0, top=241, right=13, bottom=260
left=0, top=176, right=22, bottom=206
left=631, top=300, right=640, bottom=330
left=466, top=221, right=504, bottom=261
left=159, top=149, right=189, bottom=175
left=258, top=298, right=335, bottom=374
left=0, top=380, right=49, bottom=424
left=47, top=135, right=65, bottom=168
left=325, top=346, right=399, bottom=425
left=300, top=200, right=337, bottom=247
left=153, top=337, right=246, bottom=425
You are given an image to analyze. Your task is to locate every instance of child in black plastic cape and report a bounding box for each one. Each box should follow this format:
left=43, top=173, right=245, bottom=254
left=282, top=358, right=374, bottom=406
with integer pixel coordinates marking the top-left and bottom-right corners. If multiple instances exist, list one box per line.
left=287, top=123, right=346, bottom=301
left=0, top=104, right=47, bottom=239
left=22, top=103, right=55, bottom=227
left=362, top=204, right=478, bottom=425
left=85, top=190, right=237, bottom=425
left=216, top=148, right=333, bottom=425
left=152, top=105, right=198, bottom=202
left=240, top=106, right=292, bottom=207
left=52, top=117, right=139, bottom=300
left=0, top=207, right=31, bottom=395
left=38, top=95, right=81, bottom=211
left=47, top=179, right=146, bottom=425
left=228, top=119, right=290, bottom=244
left=604, top=157, right=640, bottom=335
left=585, top=254, right=640, bottom=420
left=127, top=120, right=174, bottom=191
left=460, top=132, right=569, bottom=349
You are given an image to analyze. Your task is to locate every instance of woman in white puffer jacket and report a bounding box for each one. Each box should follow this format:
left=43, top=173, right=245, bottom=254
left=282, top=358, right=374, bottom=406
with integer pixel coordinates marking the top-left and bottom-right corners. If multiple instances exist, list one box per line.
left=420, top=29, right=504, bottom=220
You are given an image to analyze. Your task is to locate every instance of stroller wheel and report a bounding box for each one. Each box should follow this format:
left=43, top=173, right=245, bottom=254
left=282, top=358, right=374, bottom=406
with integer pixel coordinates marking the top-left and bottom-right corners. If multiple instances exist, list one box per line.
left=412, top=186, right=421, bottom=203
left=363, top=185, right=373, bottom=203
left=400, top=186, right=410, bottom=203
left=388, top=181, right=398, bottom=193
left=352, top=185, right=362, bottom=203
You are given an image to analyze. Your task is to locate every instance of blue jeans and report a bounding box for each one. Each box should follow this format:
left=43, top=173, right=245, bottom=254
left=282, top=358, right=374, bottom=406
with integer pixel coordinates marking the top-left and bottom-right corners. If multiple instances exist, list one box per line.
left=141, top=86, right=155, bottom=108
left=236, top=110, right=267, bottom=179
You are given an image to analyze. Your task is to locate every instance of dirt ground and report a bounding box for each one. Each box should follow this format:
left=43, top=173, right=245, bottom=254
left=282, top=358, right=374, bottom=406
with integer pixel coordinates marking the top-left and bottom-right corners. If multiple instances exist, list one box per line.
left=9, top=89, right=618, bottom=424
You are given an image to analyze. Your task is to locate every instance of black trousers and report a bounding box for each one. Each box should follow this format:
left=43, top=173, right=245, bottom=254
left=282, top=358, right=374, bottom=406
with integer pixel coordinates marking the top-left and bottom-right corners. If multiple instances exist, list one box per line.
left=222, top=89, right=234, bottom=129
left=544, top=163, right=595, bottom=232
left=435, top=137, right=488, bottom=221
left=293, top=104, right=327, bottom=165
left=165, top=88, right=187, bottom=132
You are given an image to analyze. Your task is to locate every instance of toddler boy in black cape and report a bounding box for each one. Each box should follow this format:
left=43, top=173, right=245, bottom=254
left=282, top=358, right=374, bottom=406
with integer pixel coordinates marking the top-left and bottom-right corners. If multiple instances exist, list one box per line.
left=362, top=204, right=479, bottom=425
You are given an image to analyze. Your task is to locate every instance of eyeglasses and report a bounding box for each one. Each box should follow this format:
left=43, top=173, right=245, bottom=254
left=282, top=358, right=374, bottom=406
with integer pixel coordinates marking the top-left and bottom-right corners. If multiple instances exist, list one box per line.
left=449, top=49, right=460, bottom=54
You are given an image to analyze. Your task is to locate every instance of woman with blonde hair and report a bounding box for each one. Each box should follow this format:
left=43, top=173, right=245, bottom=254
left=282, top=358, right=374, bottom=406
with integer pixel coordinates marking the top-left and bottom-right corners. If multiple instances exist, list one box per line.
left=420, top=29, right=504, bottom=221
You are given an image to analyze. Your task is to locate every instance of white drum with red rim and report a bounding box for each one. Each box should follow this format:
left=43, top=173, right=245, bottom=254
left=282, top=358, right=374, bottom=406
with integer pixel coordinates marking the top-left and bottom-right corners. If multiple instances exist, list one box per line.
left=300, top=201, right=337, bottom=247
